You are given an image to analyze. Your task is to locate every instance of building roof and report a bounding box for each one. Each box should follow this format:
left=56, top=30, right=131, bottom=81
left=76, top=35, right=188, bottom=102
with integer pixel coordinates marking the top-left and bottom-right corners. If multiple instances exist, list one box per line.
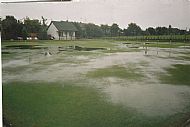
left=51, top=21, right=78, bottom=31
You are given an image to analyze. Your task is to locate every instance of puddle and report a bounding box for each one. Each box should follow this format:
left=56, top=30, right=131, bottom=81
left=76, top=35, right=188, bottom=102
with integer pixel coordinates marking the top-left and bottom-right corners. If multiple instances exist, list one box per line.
left=5, top=45, right=47, bottom=49
left=2, top=59, right=29, bottom=68
left=123, top=42, right=132, bottom=44
left=58, top=45, right=106, bottom=51
left=122, top=42, right=141, bottom=48
left=103, top=81, right=190, bottom=117
left=179, top=46, right=190, bottom=49
left=2, top=51, right=12, bottom=54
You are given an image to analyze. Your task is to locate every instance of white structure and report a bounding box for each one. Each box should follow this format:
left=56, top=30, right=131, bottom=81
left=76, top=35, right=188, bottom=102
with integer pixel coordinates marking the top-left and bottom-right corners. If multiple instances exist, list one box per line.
left=47, top=21, right=78, bottom=40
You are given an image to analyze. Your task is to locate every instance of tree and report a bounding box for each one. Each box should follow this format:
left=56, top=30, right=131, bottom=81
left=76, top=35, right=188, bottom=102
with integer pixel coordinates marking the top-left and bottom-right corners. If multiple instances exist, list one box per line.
left=38, top=16, right=48, bottom=40
left=2, top=16, right=21, bottom=40
left=85, top=23, right=103, bottom=38
left=21, top=26, right=28, bottom=40
left=110, top=23, right=120, bottom=37
left=41, top=16, right=47, bottom=26
left=100, top=24, right=111, bottom=36
left=24, top=17, right=41, bottom=33
left=124, top=23, right=142, bottom=36
left=146, top=27, right=156, bottom=35
left=155, top=27, right=168, bottom=35
left=168, top=25, right=172, bottom=35
left=73, top=22, right=86, bottom=38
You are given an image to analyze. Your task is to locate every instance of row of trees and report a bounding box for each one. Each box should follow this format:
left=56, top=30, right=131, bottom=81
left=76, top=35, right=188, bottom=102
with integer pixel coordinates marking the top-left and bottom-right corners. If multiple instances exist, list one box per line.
left=73, top=22, right=190, bottom=38
left=1, top=16, right=48, bottom=40
left=1, top=16, right=190, bottom=40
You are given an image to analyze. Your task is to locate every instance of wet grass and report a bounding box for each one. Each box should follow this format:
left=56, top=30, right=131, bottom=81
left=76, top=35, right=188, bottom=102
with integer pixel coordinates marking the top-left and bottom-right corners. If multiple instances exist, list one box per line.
left=3, top=82, right=188, bottom=127
left=144, top=42, right=190, bottom=48
left=1, top=51, right=23, bottom=60
left=102, top=48, right=141, bottom=53
left=160, top=64, right=190, bottom=86
left=2, top=53, right=16, bottom=59
left=2, top=39, right=116, bottom=49
left=2, top=82, right=141, bottom=127
left=180, top=56, right=190, bottom=61
left=2, top=40, right=190, bottom=127
left=87, top=65, right=143, bottom=80
left=5, top=45, right=46, bottom=49
left=63, top=50, right=102, bottom=56
left=181, top=52, right=190, bottom=61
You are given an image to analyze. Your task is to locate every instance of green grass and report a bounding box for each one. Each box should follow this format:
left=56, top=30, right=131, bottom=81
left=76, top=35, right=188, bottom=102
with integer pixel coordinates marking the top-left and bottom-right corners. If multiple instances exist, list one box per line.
left=179, top=51, right=190, bottom=61
left=2, top=39, right=116, bottom=49
left=105, top=35, right=190, bottom=42
left=3, top=82, right=133, bottom=127
left=178, top=56, right=190, bottom=61
left=2, top=82, right=145, bottom=127
left=160, top=64, right=190, bottom=85
left=3, top=82, right=188, bottom=127
left=145, top=42, right=189, bottom=48
left=87, top=65, right=143, bottom=80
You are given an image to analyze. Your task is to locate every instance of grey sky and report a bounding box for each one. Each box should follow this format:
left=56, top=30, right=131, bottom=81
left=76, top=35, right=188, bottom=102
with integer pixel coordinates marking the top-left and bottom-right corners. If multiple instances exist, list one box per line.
left=1, top=0, right=190, bottom=29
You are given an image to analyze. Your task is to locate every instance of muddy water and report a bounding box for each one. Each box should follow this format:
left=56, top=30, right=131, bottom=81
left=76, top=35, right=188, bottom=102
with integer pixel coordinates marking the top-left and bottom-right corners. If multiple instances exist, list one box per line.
left=2, top=46, right=190, bottom=119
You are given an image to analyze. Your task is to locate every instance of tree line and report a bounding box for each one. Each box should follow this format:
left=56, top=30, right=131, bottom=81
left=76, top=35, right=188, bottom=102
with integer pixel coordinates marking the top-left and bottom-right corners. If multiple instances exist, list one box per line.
left=1, top=15, right=190, bottom=40
left=1, top=16, right=47, bottom=40
left=74, top=22, right=190, bottom=38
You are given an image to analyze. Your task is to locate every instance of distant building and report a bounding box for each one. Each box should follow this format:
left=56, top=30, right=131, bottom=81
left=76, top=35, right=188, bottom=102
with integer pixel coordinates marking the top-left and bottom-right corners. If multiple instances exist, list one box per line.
left=47, top=21, right=78, bottom=40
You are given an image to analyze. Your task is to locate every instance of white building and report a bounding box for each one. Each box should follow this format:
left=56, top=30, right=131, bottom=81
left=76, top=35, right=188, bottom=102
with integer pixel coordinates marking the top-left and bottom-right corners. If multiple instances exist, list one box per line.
left=47, top=21, right=78, bottom=40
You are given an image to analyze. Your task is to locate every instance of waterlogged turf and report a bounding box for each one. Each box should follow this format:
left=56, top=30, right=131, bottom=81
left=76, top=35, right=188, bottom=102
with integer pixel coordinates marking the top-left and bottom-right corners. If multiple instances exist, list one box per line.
left=87, top=65, right=143, bottom=80
left=160, top=64, right=190, bottom=86
left=3, top=82, right=190, bottom=127
left=2, top=40, right=190, bottom=127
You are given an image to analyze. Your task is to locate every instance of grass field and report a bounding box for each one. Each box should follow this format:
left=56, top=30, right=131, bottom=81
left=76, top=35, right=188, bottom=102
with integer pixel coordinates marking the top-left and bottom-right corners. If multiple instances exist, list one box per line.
left=104, top=35, right=190, bottom=42
left=160, top=64, right=190, bottom=85
left=2, top=39, right=190, bottom=127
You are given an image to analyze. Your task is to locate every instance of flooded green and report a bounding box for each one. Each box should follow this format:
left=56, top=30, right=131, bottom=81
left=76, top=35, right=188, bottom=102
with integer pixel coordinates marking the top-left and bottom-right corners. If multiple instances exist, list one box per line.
left=59, top=45, right=106, bottom=51
left=5, top=44, right=47, bottom=49
left=2, top=40, right=190, bottom=127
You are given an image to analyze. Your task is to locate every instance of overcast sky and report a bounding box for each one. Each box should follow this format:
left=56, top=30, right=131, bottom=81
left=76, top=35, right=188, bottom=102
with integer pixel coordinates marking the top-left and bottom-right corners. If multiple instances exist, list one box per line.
left=1, top=0, right=190, bottom=29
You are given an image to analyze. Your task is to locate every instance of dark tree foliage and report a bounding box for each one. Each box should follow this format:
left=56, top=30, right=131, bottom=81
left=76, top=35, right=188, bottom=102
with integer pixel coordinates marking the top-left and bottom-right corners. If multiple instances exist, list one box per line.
left=85, top=23, right=104, bottom=38
left=144, top=25, right=188, bottom=36
left=73, top=22, right=104, bottom=38
left=21, top=26, right=28, bottom=40
left=155, top=27, right=168, bottom=35
left=73, top=22, right=82, bottom=38
left=110, top=23, right=120, bottom=37
left=146, top=27, right=156, bottom=35
left=38, top=16, right=48, bottom=40
left=124, top=23, right=142, bottom=36
left=2, top=16, right=48, bottom=40
left=101, top=24, right=111, bottom=37
left=2, top=16, right=22, bottom=40
left=24, top=17, right=41, bottom=33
